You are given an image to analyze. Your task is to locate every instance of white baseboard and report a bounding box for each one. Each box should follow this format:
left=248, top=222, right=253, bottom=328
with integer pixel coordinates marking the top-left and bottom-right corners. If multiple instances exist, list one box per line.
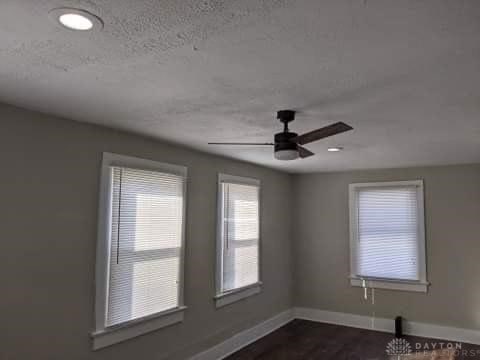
left=294, top=307, right=393, bottom=332
left=189, top=309, right=294, bottom=360
left=294, top=307, right=480, bottom=345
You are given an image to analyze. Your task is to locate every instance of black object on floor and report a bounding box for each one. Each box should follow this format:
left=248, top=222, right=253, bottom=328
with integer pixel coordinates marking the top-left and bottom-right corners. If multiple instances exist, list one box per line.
left=395, top=316, right=403, bottom=338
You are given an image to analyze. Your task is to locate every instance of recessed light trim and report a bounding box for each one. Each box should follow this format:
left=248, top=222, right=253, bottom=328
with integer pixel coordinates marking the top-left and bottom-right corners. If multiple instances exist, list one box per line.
left=327, top=147, right=343, bottom=152
left=49, top=8, right=103, bottom=31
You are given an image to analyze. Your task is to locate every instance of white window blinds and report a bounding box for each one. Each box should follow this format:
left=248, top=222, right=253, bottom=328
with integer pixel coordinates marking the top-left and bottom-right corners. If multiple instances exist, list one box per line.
left=106, top=166, right=185, bottom=326
left=220, top=180, right=260, bottom=293
left=354, top=186, right=420, bottom=281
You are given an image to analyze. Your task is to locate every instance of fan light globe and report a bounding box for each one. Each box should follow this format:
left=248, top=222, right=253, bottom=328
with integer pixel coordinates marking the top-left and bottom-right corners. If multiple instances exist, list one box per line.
left=274, top=149, right=299, bottom=160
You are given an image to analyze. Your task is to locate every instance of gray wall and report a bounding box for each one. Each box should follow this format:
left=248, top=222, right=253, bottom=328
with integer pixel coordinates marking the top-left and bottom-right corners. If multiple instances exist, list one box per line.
left=293, top=165, right=480, bottom=330
left=1, top=103, right=293, bottom=360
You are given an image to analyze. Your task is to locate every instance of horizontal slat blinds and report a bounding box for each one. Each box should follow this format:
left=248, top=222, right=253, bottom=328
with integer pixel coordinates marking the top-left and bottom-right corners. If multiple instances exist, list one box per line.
left=221, top=182, right=260, bottom=292
left=356, top=186, right=419, bottom=281
left=106, top=166, right=185, bottom=327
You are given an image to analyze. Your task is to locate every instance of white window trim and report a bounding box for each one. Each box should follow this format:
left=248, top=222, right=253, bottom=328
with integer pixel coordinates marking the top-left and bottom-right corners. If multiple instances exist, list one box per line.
left=91, top=306, right=187, bottom=350
left=348, top=180, right=429, bottom=293
left=92, top=152, right=188, bottom=350
left=215, top=173, right=262, bottom=308
left=214, top=282, right=263, bottom=308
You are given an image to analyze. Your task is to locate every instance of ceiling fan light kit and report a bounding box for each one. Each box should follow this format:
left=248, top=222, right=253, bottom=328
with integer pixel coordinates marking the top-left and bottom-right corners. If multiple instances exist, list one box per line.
left=208, top=110, right=353, bottom=161
left=274, top=149, right=299, bottom=160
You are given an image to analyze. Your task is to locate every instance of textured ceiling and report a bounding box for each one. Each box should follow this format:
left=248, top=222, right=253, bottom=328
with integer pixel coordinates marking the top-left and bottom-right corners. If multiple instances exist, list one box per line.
left=1, top=0, right=480, bottom=172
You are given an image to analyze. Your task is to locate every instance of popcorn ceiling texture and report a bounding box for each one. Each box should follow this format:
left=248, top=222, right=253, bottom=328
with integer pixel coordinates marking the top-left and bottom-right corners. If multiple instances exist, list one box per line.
left=1, top=0, right=480, bottom=172
left=1, top=0, right=290, bottom=70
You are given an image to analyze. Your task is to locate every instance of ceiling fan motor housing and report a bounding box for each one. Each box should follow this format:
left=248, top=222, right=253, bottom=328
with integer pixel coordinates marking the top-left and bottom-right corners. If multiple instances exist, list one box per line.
left=275, top=109, right=298, bottom=153
left=274, top=131, right=298, bottom=152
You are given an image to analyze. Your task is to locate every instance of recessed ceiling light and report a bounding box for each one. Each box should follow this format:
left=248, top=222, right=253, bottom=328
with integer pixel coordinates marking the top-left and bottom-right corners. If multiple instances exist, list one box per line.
left=59, top=13, right=93, bottom=30
left=327, top=147, right=343, bottom=152
left=49, top=8, right=103, bottom=31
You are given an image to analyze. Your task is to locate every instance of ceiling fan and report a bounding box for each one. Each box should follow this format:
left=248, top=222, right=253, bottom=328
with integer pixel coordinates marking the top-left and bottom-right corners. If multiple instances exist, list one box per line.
left=208, top=110, right=353, bottom=160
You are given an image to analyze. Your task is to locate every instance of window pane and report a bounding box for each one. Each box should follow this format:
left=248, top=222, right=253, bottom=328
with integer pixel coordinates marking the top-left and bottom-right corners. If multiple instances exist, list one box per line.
left=357, top=187, right=419, bottom=281
left=107, top=167, right=184, bottom=326
left=222, top=182, right=259, bottom=292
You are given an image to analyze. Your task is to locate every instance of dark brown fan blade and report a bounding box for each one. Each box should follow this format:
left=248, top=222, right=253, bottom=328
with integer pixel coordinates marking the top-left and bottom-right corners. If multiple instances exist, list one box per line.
left=292, top=122, right=353, bottom=145
left=298, top=146, right=314, bottom=158
left=208, top=142, right=274, bottom=145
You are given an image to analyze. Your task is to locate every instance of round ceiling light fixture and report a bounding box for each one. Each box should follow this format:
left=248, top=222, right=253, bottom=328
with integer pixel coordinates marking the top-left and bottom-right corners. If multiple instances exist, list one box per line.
left=327, top=147, right=343, bottom=152
left=59, top=13, right=93, bottom=30
left=49, top=8, right=103, bottom=31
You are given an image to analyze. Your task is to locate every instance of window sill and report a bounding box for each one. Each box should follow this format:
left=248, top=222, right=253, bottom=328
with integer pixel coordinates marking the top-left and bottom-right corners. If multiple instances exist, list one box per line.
left=91, top=306, right=187, bottom=350
left=350, top=277, right=429, bottom=293
left=214, top=282, right=262, bottom=308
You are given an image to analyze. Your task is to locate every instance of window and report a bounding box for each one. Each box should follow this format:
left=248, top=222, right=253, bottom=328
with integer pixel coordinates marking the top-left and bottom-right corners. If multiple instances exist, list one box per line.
left=215, top=174, right=261, bottom=307
left=92, top=153, right=187, bottom=349
left=349, top=180, right=428, bottom=292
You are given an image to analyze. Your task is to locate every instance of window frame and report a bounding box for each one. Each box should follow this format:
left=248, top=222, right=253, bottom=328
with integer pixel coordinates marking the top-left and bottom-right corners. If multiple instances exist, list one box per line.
left=215, top=173, right=262, bottom=308
left=348, top=180, right=429, bottom=293
left=92, top=152, right=188, bottom=349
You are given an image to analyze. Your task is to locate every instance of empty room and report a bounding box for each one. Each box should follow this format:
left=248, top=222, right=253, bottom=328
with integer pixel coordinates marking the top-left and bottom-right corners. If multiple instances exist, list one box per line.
left=2, top=1, right=480, bottom=359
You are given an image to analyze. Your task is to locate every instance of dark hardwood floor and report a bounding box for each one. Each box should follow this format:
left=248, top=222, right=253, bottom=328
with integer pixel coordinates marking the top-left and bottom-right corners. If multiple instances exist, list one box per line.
left=226, top=320, right=480, bottom=359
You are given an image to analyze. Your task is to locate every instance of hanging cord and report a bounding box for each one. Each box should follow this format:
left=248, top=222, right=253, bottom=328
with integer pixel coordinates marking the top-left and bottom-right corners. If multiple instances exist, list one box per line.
left=116, top=168, right=123, bottom=265
left=362, top=278, right=368, bottom=300
left=370, top=287, right=376, bottom=329
left=361, top=279, right=376, bottom=329
left=225, top=184, right=230, bottom=250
